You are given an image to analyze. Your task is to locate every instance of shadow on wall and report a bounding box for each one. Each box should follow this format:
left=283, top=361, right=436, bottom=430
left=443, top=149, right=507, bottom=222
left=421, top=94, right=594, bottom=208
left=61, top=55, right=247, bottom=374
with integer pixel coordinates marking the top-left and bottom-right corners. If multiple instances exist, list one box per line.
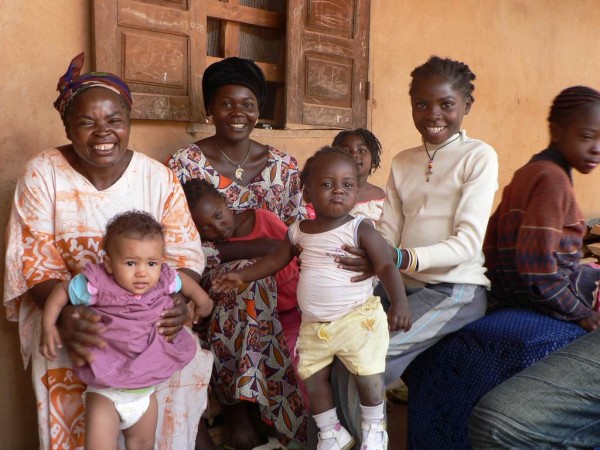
left=0, top=318, right=38, bottom=449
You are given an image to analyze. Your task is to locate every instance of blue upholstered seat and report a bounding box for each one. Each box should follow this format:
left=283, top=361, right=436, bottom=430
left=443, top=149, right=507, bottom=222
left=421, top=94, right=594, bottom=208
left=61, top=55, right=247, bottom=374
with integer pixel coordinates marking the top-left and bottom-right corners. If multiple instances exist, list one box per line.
left=402, top=308, right=585, bottom=450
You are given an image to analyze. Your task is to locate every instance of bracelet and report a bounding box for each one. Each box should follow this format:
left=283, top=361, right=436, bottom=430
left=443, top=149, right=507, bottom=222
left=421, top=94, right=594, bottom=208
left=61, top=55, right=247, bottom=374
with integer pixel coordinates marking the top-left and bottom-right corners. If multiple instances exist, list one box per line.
left=401, top=248, right=418, bottom=272
left=403, top=248, right=412, bottom=272
left=395, top=247, right=403, bottom=269
left=407, top=248, right=419, bottom=272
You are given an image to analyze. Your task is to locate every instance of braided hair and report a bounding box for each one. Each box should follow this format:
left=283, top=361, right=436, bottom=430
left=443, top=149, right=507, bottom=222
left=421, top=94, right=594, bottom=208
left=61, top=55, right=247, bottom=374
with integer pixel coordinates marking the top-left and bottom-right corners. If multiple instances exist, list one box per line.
left=409, top=56, right=476, bottom=103
left=300, top=146, right=358, bottom=189
left=103, top=211, right=164, bottom=254
left=182, top=179, right=224, bottom=211
left=548, top=86, right=600, bottom=125
left=332, top=128, right=382, bottom=174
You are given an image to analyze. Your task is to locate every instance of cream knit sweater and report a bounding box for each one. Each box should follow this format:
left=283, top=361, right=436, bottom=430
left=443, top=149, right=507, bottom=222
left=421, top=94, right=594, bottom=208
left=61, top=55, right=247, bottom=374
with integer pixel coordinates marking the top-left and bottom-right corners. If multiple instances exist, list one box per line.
left=378, top=130, right=498, bottom=288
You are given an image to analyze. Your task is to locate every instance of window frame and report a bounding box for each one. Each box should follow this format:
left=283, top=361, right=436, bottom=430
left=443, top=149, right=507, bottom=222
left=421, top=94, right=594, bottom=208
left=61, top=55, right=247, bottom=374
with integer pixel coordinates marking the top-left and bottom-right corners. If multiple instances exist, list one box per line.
left=93, top=0, right=370, bottom=129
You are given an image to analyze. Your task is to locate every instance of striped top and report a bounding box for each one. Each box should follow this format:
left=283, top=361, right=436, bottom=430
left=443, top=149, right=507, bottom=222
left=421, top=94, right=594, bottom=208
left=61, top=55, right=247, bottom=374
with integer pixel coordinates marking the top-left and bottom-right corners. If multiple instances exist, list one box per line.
left=484, top=150, right=598, bottom=320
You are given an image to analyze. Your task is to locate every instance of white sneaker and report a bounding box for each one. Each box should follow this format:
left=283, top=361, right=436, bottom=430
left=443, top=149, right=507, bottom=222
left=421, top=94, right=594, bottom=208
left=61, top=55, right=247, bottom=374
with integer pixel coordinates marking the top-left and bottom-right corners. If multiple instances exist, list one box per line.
left=317, top=423, right=355, bottom=450
left=360, top=422, right=388, bottom=450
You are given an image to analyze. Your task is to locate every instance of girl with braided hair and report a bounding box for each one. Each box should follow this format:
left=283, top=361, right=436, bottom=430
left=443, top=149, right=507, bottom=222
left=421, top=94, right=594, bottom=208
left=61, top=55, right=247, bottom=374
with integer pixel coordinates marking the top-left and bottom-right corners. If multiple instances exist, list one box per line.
left=483, top=85, right=600, bottom=330
left=332, top=55, right=499, bottom=444
left=470, top=85, right=600, bottom=449
left=332, top=129, right=386, bottom=222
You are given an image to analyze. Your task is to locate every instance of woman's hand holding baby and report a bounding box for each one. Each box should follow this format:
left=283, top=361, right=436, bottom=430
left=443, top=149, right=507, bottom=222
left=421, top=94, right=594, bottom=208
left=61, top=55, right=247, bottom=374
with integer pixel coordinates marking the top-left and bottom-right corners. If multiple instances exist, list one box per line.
left=336, top=245, right=375, bottom=282
left=59, top=305, right=106, bottom=366
left=176, top=271, right=216, bottom=325
left=160, top=294, right=189, bottom=342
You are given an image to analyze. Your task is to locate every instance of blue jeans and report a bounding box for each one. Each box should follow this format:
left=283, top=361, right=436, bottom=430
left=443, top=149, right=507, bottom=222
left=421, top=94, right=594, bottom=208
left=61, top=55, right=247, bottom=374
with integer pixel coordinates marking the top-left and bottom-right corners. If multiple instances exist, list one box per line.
left=469, top=328, right=600, bottom=449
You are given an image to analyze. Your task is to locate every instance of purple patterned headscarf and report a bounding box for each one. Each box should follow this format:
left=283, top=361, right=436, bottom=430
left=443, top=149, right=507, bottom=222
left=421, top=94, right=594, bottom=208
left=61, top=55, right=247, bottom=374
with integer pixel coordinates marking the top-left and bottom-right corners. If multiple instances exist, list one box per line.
left=54, top=53, right=133, bottom=121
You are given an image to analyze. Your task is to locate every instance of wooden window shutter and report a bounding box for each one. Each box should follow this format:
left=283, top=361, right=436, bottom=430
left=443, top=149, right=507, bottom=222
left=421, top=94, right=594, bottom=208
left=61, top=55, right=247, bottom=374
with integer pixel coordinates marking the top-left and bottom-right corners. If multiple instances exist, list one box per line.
left=93, top=0, right=207, bottom=121
left=286, top=0, right=370, bottom=129
left=203, top=0, right=286, bottom=127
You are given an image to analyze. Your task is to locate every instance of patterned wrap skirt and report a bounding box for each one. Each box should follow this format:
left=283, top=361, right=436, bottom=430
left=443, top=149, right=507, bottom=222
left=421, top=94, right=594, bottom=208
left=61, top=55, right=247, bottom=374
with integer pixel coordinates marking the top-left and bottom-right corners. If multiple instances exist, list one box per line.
left=199, top=259, right=307, bottom=443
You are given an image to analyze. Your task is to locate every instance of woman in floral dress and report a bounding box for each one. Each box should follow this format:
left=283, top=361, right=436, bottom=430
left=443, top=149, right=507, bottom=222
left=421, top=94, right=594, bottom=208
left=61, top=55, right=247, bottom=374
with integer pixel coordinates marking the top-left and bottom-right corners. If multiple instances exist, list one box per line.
left=166, top=57, right=307, bottom=450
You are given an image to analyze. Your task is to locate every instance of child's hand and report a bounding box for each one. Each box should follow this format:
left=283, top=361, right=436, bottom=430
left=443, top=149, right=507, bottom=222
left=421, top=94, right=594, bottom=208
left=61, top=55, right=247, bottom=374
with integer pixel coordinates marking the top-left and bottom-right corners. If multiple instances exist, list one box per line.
left=388, top=302, right=412, bottom=333
left=40, top=325, right=63, bottom=360
left=576, top=311, right=600, bottom=332
left=191, top=289, right=214, bottom=324
left=292, top=243, right=304, bottom=259
left=211, top=273, right=244, bottom=293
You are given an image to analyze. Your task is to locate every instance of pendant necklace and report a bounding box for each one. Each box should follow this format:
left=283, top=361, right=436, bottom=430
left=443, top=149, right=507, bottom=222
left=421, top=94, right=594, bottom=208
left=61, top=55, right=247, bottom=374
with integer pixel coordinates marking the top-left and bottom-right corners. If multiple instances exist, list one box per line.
left=424, top=134, right=461, bottom=182
left=215, top=141, right=252, bottom=181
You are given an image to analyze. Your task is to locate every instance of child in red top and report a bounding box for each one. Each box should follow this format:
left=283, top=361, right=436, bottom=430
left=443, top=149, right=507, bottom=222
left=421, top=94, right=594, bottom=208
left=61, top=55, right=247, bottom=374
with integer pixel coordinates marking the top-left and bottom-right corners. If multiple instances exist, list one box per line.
left=183, top=179, right=307, bottom=405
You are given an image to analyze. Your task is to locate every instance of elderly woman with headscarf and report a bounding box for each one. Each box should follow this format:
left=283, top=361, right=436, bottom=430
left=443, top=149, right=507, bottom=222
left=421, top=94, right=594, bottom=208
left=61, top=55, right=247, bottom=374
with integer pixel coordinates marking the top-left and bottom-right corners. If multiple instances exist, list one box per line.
left=167, top=57, right=307, bottom=449
left=3, top=53, right=213, bottom=450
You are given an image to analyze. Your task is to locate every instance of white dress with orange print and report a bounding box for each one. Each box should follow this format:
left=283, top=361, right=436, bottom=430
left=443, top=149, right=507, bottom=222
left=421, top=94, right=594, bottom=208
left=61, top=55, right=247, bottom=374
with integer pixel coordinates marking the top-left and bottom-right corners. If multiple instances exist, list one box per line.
left=3, top=148, right=213, bottom=450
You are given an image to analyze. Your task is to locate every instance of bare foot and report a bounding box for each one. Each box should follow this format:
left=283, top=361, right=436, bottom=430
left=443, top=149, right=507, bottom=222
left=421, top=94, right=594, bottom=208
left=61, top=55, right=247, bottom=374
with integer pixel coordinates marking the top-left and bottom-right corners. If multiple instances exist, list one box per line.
left=223, top=402, right=268, bottom=450
left=195, top=418, right=218, bottom=450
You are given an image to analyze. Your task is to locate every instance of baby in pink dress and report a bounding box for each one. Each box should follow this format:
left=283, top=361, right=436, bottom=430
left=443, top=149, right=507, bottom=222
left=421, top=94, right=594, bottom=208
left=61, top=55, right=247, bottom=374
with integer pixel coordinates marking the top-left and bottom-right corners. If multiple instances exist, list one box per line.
left=40, top=211, right=213, bottom=449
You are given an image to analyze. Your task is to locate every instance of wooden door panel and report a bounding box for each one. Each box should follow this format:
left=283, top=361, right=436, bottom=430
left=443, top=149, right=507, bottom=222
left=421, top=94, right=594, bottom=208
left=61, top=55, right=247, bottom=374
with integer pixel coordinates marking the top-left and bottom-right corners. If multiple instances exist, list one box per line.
left=287, top=0, right=369, bottom=129
left=94, top=0, right=206, bottom=121
left=122, top=29, right=187, bottom=92
left=307, top=0, right=354, bottom=36
left=305, top=52, right=352, bottom=106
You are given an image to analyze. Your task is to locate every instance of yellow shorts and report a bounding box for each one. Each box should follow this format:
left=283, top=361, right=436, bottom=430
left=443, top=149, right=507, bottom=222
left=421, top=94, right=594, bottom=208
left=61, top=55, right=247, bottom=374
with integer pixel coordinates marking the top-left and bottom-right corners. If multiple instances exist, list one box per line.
left=296, top=295, right=389, bottom=380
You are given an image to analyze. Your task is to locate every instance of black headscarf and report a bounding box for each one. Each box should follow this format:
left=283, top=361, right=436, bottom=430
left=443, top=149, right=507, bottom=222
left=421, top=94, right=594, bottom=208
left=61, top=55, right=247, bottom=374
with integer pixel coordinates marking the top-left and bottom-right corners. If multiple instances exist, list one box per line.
left=202, top=57, right=267, bottom=112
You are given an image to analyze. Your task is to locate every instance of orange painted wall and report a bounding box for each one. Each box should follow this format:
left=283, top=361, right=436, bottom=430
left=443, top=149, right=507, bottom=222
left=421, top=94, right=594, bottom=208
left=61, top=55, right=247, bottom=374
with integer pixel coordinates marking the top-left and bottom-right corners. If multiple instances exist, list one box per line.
left=369, top=0, right=600, bottom=213
left=1, top=1, right=599, bottom=447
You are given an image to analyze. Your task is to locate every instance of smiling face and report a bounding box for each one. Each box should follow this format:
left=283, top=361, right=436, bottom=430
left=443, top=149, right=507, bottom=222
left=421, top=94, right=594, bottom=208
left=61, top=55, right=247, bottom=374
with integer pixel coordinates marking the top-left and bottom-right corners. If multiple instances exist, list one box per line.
left=551, top=102, right=600, bottom=174
left=104, top=235, right=164, bottom=295
left=190, top=194, right=235, bottom=241
left=337, top=134, right=372, bottom=180
left=410, top=74, right=471, bottom=145
left=65, top=87, right=131, bottom=171
left=304, top=154, right=358, bottom=220
left=208, top=84, right=259, bottom=143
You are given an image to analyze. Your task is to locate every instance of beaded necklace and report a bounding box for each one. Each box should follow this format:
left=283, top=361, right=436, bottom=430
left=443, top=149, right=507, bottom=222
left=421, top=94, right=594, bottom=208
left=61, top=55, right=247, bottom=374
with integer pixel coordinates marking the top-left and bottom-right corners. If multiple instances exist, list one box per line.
left=424, top=134, right=461, bottom=182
